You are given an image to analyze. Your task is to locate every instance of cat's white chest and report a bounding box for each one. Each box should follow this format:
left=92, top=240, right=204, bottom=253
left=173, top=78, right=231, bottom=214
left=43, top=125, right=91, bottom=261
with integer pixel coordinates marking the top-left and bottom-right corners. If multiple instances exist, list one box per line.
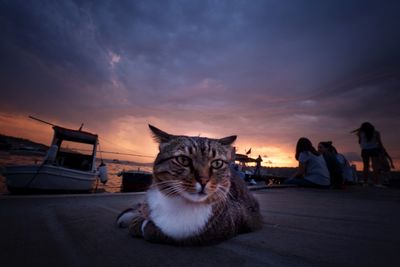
left=146, top=189, right=212, bottom=240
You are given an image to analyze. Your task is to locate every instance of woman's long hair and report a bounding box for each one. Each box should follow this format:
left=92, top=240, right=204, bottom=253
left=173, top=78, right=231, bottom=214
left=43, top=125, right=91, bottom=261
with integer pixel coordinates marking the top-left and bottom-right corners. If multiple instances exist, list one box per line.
left=319, top=141, right=338, bottom=154
left=351, top=122, right=375, bottom=142
left=295, top=137, right=319, bottom=160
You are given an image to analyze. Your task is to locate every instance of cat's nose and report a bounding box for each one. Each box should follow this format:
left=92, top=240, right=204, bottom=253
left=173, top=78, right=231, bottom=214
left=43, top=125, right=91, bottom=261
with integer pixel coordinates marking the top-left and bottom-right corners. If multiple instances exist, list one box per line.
left=195, top=177, right=209, bottom=193
left=199, top=177, right=209, bottom=186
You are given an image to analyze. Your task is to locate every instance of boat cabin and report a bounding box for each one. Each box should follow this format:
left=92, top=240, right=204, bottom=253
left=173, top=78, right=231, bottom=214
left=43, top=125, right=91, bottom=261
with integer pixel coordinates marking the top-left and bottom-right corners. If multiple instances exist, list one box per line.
left=49, top=126, right=98, bottom=172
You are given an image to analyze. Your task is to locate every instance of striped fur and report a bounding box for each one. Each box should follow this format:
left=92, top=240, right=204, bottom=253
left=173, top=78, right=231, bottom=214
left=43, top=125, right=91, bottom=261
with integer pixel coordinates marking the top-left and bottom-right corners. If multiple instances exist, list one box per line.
left=117, top=125, right=262, bottom=245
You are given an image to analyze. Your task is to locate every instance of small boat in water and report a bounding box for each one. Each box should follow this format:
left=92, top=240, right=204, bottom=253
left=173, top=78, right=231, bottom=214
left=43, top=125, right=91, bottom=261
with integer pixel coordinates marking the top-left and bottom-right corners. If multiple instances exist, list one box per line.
left=4, top=125, right=108, bottom=194
left=118, top=170, right=152, bottom=192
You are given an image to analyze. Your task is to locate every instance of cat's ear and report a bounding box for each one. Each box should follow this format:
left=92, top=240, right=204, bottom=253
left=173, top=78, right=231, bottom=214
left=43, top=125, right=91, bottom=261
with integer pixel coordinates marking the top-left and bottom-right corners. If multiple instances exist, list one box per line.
left=217, top=135, right=237, bottom=146
left=148, top=124, right=173, bottom=143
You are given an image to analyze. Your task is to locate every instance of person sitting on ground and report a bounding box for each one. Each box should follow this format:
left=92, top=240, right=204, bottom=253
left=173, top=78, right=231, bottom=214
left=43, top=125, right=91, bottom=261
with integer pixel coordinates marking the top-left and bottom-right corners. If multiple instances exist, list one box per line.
left=318, top=141, right=344, bottom=189
left=285, top=137, right=330, bottom=188
left=327, top=144, right=358, bottom=185
left=332, top=146, right=358, bottom=185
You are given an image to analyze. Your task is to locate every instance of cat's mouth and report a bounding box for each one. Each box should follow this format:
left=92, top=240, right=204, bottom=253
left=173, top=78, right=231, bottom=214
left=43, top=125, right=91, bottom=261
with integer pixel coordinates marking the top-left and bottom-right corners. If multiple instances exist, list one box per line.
left=184, top=191, right=209, bottom=203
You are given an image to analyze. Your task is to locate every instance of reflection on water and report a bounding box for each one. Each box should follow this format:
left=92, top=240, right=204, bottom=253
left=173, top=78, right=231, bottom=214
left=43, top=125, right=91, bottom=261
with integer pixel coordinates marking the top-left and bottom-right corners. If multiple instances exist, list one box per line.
left=0, top=151, right=152, bottom=194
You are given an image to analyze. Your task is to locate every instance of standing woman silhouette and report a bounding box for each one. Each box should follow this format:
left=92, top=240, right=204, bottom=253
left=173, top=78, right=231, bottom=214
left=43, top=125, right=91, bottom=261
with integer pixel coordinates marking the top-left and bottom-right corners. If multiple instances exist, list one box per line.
left=352, top=122, right=388, bottom=187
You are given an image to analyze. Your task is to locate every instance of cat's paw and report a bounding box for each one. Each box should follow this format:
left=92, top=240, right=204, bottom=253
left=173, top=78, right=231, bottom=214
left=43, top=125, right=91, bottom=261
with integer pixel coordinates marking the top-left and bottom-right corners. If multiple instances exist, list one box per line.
left=137, top=202, right=150, bottom=219
left=116, top=204, right=141, bottom=228
left=128, top=216, right=147, bottom=237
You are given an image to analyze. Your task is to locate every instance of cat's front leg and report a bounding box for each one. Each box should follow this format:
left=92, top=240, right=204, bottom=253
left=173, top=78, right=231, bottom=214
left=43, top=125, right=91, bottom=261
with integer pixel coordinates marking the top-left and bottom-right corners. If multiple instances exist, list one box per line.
left=116, top=202, right=149, bottom=228
left=129, top=218, right=176, bottom=244
left=128, top=216, right=146, bottom=237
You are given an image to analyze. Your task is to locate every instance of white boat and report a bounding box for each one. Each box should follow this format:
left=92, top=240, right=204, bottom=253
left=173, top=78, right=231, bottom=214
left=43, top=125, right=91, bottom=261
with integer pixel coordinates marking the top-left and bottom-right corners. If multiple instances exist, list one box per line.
left=4, top=125, right=107, bottom=193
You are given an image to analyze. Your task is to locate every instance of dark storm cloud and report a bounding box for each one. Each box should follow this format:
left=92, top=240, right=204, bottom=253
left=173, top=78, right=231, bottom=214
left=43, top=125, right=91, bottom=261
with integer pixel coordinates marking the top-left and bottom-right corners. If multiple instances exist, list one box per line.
left=0, top=0, right=113, bottom=119
left=0, top=0, right=400, bottom=162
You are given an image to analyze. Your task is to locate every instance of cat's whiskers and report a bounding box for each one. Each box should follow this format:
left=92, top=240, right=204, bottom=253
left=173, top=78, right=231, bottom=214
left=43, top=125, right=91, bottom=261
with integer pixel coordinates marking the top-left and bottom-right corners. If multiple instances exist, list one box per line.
left=156, top=179, right=213, bottom=201
left=160, top=184, right=182, bottom=195
left=160, top=183, right=190, bottom=198
left=209, top=186, right=228, bottom=207
left=154, top=180, right=181, bottom=188
left=153, top=179, right=181, bottom=185
left=211, top=193, right=227, bottom=215
left=217, top=189, right=229, bottom=203
left=181, top=183, right=200, bottom=194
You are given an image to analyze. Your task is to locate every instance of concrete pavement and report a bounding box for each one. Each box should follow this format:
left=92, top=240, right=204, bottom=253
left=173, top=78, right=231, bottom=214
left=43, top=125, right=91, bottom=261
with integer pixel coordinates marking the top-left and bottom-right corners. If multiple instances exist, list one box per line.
left=1, top=186, right=399, bottom=267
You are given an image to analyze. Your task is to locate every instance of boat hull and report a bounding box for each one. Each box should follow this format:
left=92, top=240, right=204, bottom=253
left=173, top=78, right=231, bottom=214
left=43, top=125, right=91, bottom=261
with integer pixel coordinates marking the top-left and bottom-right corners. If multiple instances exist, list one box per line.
left=4, top=164, right=98, bottom=193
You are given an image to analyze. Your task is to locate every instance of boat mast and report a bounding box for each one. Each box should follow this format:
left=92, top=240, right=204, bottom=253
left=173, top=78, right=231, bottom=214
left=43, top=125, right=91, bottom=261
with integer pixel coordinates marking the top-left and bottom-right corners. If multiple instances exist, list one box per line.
left=29, top=115, right=56, bottom=127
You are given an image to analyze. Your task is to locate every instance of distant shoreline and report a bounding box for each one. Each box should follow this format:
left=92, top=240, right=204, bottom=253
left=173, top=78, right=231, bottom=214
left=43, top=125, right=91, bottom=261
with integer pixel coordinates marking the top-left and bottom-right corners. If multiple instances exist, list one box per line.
left=0, top=133, right=48, bottom=152
left=0, top=133, right=154, bottom=167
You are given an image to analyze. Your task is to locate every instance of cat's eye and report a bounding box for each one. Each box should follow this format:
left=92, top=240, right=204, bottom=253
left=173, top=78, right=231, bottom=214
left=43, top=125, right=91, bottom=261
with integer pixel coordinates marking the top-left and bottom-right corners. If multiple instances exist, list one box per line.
left=175, top=155, right=191, bottom=167
left=211, top=159, right=224, bottom=169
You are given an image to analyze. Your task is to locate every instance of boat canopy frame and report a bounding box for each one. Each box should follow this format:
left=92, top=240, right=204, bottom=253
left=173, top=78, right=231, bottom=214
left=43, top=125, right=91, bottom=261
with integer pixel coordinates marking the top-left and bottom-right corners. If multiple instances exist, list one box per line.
left=52, top=126, right=98, bottom=145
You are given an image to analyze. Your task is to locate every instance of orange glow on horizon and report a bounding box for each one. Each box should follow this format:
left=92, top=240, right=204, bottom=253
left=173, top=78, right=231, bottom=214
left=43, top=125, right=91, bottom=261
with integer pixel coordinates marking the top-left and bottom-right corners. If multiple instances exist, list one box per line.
left=0, top=112, right=398, bottom=171
left=234, top=145, right=298, bottom=168
left=0, top=112, right=53, bottom=145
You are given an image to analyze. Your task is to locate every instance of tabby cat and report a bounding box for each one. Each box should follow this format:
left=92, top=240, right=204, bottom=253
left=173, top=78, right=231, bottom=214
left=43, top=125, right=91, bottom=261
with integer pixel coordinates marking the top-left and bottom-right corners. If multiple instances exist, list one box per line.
left=116, top=125, right=262, bottom=245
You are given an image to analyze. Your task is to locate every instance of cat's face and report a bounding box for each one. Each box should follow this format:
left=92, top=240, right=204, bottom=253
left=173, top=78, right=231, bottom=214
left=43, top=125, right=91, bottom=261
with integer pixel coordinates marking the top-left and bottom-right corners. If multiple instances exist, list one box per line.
left=149, top=125, right=236, bottom=204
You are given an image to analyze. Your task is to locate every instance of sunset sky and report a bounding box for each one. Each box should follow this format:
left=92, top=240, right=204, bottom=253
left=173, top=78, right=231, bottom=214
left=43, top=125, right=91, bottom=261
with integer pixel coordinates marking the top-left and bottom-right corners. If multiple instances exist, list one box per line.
left=1, top=0, right=399, bottom=169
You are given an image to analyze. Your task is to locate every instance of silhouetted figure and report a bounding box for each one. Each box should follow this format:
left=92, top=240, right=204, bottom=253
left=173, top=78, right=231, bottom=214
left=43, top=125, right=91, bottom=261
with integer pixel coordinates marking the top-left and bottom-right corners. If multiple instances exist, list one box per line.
left=379, top=147, right=395, bottom=171
left=352, top=122, right=392, bottom=187
left=285, top=137, right=330, bottom=188
left=379, top=147, right=395, bottom=185
left=318, top=141, right=344, bottom=189
left=253, top=155, right=262, bottom=177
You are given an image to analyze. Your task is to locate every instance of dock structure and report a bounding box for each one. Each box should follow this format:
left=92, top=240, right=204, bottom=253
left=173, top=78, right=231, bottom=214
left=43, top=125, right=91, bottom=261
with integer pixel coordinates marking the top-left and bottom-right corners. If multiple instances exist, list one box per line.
left=1, top=187, right=399, bottom=267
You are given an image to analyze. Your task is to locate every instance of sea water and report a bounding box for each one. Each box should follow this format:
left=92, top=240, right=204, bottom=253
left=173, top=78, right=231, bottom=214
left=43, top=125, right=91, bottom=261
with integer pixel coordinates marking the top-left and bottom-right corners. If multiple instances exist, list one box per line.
left=0, top=151, right=152, bottom=194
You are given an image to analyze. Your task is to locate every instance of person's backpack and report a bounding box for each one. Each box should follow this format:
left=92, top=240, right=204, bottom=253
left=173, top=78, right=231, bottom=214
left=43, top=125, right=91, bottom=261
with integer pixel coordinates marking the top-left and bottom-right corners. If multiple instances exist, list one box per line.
left=323, top=153, right=343, bottom=188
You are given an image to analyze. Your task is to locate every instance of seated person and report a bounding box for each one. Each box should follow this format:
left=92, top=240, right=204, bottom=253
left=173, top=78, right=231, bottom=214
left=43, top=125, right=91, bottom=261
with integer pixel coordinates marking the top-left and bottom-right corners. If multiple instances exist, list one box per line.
left=318, top=141, right=344, bottom=189
left=285, top=137, right=330, bottom=188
